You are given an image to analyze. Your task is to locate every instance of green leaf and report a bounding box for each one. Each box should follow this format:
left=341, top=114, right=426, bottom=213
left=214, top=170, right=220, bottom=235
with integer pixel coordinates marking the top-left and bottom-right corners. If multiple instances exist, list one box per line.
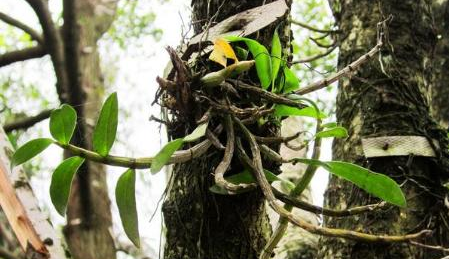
left=274, top=105, right=327, bottom=119
left=322, top=122, right=338, bottom=128
left=294, top=159, right=406, bottom=207
left=151, top=139, right=184, bottom=174
left=116, top=169, right=140, bottom=247
left=209, top=169, right=294, bottom=195
left=50, top=156, right=84, bottom=216
left=50, top=104, right=77, bottom=145
left=282, top=67, right=300, bottom=93
left=234, top=46, right=249, bottom=60
left=12, top=138, right=53, bottom=166
left=271, top=29, right=282, bottom=87
left=93, top=93, right=119, bottom=156
left=315, top=126, right=348, bottom=139
left=225, top=35, right=272, bottom=89
left=183, top=122, right=208, bottom=142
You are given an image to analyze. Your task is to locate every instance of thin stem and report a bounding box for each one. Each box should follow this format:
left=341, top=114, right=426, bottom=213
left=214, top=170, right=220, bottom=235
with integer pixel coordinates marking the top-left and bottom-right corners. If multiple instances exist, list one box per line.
left=290, top=19, right=341, bottom=34
left=261, top=114, right=322, bottom=259
left=290, top=44, right=337, bottom=64
left=56, top=139, right=212, bottom=169
left=228, top=79, right=306, bottom=109
left=236, top=142, right=431, bottom=243
left=294, top=41, right=382, bottom=95
left=214, top=115, right=256, bottom=194
left=272, top=188, right=388, bottom=217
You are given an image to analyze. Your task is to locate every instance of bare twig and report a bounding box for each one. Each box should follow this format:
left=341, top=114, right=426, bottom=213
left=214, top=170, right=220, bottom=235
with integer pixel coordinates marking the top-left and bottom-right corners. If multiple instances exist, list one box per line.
left=3, top=109, right=52, bottom=133
left=0, top=46, right=46, bottom=67
left=290, top=43, right=337, bottom=64
left=409, top=241, right=449, bottom=253
left=228, top=79, right=307, bottom=109
left=294, top=37, right=383, bottom=95
left=254, top=132, right=301, bottom=144
left=310, top=37, right=335, bottom=48
left=272, top=188, right=388, bottom=217
left=290, top=19, right=340, bottom=34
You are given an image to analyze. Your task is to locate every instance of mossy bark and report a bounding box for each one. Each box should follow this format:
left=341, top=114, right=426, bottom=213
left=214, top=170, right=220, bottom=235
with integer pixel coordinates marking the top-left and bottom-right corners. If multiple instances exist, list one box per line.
left=320, top=1, right=449, bottom=258
left=162, top=1, right=292, bottom=258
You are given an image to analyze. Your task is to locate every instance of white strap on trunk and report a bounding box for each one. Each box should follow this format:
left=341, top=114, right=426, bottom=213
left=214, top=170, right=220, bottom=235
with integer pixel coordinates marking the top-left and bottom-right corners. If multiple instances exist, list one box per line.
left=361, top=136, right=437, bottom=158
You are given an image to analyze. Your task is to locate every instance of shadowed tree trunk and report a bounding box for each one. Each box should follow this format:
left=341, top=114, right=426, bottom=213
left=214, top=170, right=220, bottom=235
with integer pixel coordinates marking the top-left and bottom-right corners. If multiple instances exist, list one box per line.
left=320, top=1, right=449, bottom=258
left=161, top=1, right=292, bottom=258
left=432, top=0, right=449, bottom=128
left=61, top=0, right=117, bottom=258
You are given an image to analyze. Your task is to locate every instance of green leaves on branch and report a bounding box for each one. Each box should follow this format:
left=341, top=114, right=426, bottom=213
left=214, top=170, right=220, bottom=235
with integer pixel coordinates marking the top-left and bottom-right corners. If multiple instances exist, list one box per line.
left=151, top=122, right=209, bottom=174
left=274, top=105, right=327, bottom=119
left=50, top=104, right=77, bottom=145
left=225, top=35, right=272, bottom=89
left=151, top=139, right=184, bottom=174
left=282, top=67, right=300, bottom=93
left=271, top=29, right=282, bottom=89
left=116, top=169, right=140, bottom=247
left=315, top=126, right=348, bottom=139
left=50, top=156, right=85, bottom=216
left=225, top=31, right=302, bottom=93
left=93, top=93, right=119, bottom=156
left=294, top=159, right=406, bottom=207
left=12, top=138, right=53, bottom=166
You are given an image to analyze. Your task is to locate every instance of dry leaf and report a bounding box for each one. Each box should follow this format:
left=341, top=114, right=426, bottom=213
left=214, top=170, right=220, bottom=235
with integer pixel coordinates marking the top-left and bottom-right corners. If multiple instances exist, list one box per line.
left=209, top=38, right=238, bottom=67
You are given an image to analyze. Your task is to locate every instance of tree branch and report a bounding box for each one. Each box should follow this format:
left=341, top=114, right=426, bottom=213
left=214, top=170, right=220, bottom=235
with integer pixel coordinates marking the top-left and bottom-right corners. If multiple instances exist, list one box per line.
left=272, top=188, right=388, bottom=217
left=3, top=109, right=52, bottom=133
left=290, top=43, right=337, bottom=64
left=0, top=46, right=46, bottom=67
left=25, top=0, right=69, bottom=102
left=290, top=19, right=341, bottom=34
left=0, top=12, right=43, bottom=44
left=294, top=36, right=383, bottom=95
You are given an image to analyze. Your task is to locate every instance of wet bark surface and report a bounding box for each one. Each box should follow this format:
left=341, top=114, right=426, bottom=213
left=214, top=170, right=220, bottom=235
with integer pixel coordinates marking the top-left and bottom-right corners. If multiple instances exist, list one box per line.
left=320, top=1, right=449, bottom=258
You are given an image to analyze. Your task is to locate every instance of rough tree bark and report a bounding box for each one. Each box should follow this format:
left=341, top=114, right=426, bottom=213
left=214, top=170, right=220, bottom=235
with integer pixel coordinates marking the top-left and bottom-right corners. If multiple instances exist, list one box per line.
left=432, top=0, right=449, bottom=128
left=320, top=1, right=449, bottom=258
left=61, top=1, right=117, bottom=258
left=161, top=1, right=292, bottom=258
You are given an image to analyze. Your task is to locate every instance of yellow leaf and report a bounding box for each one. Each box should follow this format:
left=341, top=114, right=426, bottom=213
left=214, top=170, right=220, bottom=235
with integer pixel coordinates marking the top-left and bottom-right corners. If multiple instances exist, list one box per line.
left=209, top=38, right=238, bottom=67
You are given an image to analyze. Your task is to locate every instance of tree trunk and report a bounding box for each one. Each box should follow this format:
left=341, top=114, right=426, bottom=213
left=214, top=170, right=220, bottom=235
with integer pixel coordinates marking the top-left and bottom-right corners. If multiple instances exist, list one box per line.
left=320, top=1, right=449, bottom=258
left=162, top=1, right=291, bottom=258
left=62, top=1, right=117, bottom=258
left=432, top=0, right=449, bottom=128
